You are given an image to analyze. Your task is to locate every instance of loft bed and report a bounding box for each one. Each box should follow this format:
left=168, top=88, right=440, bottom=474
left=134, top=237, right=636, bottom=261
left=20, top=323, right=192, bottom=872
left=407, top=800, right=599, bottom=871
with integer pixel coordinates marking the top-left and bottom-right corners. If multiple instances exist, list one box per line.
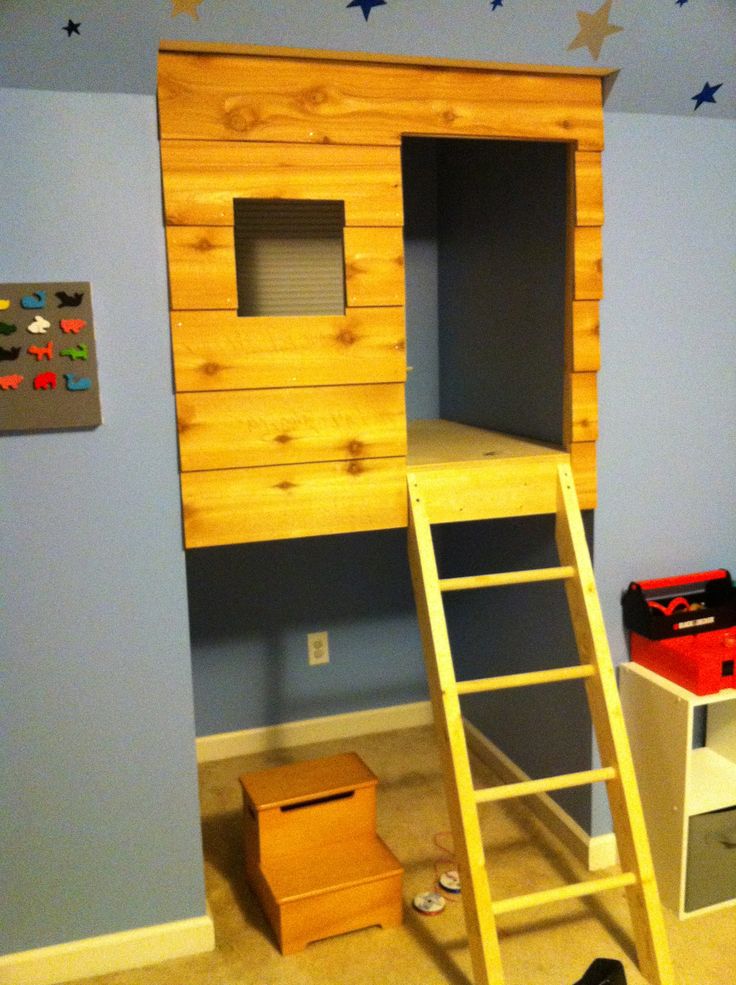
left=158, top=42, right=604, bottom=550
left=155, top=44, right=678, bottom=985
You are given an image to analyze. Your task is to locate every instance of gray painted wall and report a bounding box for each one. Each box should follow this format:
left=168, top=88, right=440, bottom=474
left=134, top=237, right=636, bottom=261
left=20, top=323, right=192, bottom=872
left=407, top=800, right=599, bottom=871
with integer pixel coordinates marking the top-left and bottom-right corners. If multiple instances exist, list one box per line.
left=402, top=138, right=440, bottom=421
left=436, top=137, right=567, bottom=445
left=401, top=136, right=590, bottom=828
left=439, top=514, right=596, bottom=831
left=0, top=0, right=734, bottom=958
left=187, top=531, right=425, bottom=736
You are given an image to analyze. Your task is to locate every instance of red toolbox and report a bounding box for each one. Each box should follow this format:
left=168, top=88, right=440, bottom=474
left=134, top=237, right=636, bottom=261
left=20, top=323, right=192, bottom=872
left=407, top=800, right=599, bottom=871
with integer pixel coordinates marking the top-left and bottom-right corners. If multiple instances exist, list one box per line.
left=622, top=570, right=736, bottom=695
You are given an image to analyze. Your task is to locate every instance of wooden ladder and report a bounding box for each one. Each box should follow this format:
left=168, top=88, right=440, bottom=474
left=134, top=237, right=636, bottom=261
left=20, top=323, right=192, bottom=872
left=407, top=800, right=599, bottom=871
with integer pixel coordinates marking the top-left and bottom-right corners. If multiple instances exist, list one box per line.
left=407, top=462, right=675, bottom=985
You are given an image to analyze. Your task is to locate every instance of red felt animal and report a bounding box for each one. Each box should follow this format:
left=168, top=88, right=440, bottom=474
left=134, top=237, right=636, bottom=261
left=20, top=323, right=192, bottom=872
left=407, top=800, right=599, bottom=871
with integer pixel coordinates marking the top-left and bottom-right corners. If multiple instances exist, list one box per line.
left=60, top=319, right=86, bottom=334
left=33, top=371, right=57, bottom=390
left=0, top=374, right=23, bottom=390
left=28, top=341, right=54, bottom=361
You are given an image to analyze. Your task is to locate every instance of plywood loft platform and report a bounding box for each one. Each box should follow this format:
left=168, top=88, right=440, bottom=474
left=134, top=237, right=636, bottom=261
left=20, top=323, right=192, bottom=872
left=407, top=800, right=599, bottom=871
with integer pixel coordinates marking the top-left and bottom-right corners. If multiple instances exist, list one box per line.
left=408, top=419, right=571, bottom=523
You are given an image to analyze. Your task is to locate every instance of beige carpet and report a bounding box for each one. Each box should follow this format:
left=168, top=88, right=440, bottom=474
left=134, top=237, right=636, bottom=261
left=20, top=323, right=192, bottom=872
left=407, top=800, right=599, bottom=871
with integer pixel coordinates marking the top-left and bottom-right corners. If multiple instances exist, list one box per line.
left=71, top=725, right=733, bottom=985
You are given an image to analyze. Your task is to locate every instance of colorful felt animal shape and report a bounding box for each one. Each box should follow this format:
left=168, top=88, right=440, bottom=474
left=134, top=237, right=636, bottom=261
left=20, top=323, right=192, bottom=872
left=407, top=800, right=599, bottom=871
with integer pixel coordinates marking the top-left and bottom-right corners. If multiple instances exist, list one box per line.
left=21, top=291, right=46, bottom=309
left=56, top=291, right=84, bottom=308
left=27, top=315, right=50, bottom=334
left=0, top=322, right=17, bottom=336
left=28, top=341, right=54, bottom=361
left=0, top=374, right=23, bottom=390
left=0, top=299, right=10, bottom=310
left=33, top=371, right=57, bottom=390
left=60, top=318, right=86, bottom=334
left=60, top=343, right=88, bottom=361
left=64, top=373, right=91, bottom=391
left=0, top=346, right=21, bottom=361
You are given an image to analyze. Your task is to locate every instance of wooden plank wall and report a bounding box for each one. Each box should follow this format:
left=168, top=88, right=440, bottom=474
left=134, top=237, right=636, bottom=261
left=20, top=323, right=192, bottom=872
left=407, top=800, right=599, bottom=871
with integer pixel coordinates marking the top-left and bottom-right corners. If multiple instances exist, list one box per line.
left=564, top=146, right=605, bottom=505
left=160, top=53, right=413, bottom=547
left=158, top=46, right=606, bottom=546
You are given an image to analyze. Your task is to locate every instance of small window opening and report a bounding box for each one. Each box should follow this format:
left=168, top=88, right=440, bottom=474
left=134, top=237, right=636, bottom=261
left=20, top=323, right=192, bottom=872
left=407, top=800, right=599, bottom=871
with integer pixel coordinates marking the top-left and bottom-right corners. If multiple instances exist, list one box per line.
left=233, top=198, right=346, bottom=317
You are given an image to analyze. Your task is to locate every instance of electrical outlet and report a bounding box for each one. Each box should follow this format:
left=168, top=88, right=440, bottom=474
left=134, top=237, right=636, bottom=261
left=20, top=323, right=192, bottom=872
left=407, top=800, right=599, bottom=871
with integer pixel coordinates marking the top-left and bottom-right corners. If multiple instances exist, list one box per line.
left=307, top=631, right=329, bottom=666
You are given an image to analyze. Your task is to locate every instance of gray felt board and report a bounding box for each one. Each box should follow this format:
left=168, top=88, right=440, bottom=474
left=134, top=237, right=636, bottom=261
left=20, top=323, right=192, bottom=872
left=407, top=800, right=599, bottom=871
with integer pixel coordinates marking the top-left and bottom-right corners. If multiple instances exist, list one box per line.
left=0, top=282, right=101, bottom=433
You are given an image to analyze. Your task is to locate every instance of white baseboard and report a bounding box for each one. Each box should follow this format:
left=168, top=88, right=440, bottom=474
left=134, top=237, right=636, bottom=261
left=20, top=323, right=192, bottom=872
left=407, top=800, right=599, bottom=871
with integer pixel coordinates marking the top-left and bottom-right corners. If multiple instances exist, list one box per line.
left=195, top=699, right=434, bottom=763
left=464, top=719, right=618, bottom=872
left=0, top=912, right=214, bottom=985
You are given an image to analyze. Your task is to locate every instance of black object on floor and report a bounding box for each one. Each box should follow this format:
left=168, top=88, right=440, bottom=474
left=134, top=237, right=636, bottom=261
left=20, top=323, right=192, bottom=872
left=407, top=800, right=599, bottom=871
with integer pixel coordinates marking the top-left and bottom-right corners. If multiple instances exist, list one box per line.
left=574, top=958, right=627, bottom=985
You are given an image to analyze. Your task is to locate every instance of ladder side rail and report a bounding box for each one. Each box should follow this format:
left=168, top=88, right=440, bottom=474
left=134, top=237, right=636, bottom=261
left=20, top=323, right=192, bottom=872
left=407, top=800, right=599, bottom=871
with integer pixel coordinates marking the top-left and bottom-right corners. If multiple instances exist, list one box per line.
left=554, top=464, right=676, bottom=985
left=407, top=474, right=503, bottom=985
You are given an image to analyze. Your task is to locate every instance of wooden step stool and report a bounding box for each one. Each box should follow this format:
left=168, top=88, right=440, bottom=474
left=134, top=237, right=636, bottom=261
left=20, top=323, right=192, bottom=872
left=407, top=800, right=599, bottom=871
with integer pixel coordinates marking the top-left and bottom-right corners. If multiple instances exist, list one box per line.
left=239, top=752, right=403, bottom=954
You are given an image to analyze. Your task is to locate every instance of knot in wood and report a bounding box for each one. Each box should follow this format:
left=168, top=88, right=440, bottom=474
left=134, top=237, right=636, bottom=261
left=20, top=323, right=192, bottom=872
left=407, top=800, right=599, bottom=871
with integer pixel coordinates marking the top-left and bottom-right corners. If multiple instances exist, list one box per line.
left=303, top=87, right=329, bottom=108
left=347, top=460, right=363, bottom=476
left=274, top=433, right=292, bottom=444
left=223, top=103, right=258, bottom=133
left=276, top=480, right=297, bottom=491
left=202, top=361, right=220, bottom=376
left=193, top=236, right=215, bottom=253
left=337, top=329, right=356, bottom=346
left=347, top=440, right=363, bottom=456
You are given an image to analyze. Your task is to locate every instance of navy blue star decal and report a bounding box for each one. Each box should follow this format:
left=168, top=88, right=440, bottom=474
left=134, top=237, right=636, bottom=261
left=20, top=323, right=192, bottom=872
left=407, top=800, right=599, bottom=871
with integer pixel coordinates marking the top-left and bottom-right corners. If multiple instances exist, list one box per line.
left=491, top=0, right=504, bottom=9
left=692, top=81, right=722, bottom=110
left=676, top=0, right=688, bottom=6
left=63, top=19, right=81, bottom=36
left=347, top=0, right=386, bottom=21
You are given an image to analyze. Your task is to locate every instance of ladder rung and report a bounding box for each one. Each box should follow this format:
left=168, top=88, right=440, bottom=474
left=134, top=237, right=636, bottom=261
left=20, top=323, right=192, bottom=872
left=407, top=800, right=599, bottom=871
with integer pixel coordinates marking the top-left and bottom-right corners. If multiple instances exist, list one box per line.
left=475, top=767, right=616, bottom=804
left=492, top=872, right=638, bottom=917
left=456, top=664, right=595, bottom=695
left=440, top=566, right=575, bottom=592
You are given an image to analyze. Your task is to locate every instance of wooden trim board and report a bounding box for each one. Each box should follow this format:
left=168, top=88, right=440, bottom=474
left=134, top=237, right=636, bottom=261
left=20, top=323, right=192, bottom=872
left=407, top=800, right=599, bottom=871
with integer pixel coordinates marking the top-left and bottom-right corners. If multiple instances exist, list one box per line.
left=195, top=700, right=434, bottom=763
left=0, top=913, right=214, bottom=985
left=159, top=40, right=615, bottom=80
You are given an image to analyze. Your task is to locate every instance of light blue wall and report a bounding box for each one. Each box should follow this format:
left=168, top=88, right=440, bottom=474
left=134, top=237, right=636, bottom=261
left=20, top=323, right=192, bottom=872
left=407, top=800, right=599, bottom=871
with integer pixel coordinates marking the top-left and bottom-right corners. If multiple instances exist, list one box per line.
left=0, top=87, right=206, bottom=952
left=593, top=111, right=736, bottom=833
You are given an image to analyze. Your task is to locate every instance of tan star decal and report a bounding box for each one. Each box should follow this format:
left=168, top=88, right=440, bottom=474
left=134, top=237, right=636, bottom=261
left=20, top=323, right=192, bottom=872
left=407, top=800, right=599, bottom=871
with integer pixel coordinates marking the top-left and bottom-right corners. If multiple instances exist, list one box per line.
left=171, top=0, right=203, bottom=20
left=567, top=0, right=623, bottom=61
